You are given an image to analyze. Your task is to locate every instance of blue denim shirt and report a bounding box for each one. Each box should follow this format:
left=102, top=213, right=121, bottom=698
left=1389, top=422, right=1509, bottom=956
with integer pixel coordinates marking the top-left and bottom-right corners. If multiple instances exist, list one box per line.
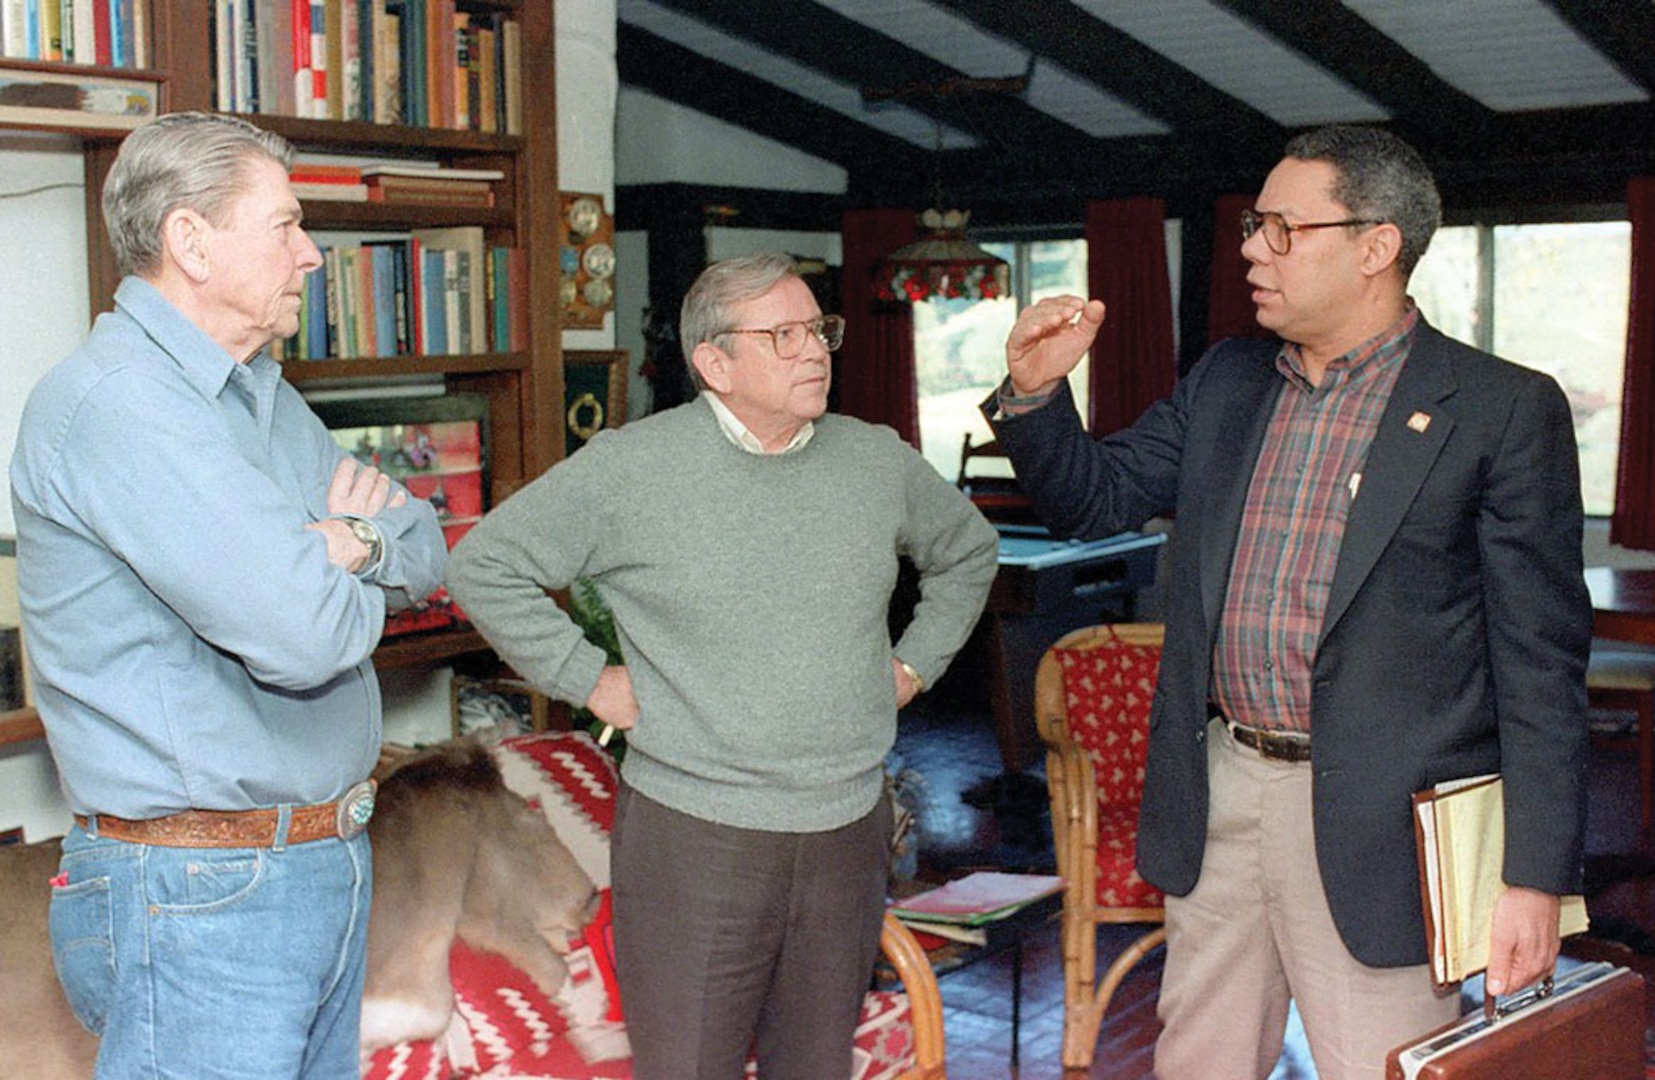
left=11, top=277, right=447, bottom=818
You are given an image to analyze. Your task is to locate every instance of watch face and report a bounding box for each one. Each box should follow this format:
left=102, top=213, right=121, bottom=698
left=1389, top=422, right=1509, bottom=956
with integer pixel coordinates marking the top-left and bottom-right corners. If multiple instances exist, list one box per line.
left=582, top=242, right=616, bottom=279
left=566, top=197, right=602, bottom=240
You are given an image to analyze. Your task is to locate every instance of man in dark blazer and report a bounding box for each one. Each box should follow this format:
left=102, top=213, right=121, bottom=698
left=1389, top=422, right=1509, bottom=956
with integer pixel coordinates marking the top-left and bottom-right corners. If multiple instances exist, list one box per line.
left=986, top=126, right=1589, bottom=1080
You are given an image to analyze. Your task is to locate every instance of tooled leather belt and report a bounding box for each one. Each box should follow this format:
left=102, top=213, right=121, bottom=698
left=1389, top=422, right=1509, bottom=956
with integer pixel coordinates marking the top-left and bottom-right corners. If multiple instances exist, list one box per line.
left=75, top=779, right=377, bottom=848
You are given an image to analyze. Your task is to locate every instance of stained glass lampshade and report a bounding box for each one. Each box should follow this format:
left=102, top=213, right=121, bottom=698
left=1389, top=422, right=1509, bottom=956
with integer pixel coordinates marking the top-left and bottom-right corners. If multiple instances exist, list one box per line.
left=873, top=209, right=1010, bottom=303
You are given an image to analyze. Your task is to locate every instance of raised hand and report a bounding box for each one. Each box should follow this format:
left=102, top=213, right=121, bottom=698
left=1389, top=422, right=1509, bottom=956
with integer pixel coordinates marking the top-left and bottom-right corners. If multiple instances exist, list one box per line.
left=1006, top=295, right=1107, bottom=396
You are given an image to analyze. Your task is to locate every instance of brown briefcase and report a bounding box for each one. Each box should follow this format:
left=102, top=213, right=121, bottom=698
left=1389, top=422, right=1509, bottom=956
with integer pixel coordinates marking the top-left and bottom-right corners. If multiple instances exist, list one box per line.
left=1385, top=961, right=1645, bottom=1079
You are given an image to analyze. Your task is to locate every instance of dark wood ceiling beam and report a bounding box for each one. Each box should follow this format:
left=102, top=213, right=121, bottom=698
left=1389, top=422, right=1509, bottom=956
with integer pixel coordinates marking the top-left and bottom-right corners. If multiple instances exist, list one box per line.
left=931, top=0, right=1286, bottom=164
left=643, top=0, right=1091, bottom=165
left=1542, top=0, right=1655, bottom=96
left=615, top=22, right=926, bottom=185
left=1216, top=0, right=1499, bottom=149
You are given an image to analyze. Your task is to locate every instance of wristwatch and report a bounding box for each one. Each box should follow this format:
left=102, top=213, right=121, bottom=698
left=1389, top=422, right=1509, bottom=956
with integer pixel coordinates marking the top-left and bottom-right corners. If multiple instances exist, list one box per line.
left=346, top=517, right=382, bottom=571
left=897, top=659, right=925, bottom=695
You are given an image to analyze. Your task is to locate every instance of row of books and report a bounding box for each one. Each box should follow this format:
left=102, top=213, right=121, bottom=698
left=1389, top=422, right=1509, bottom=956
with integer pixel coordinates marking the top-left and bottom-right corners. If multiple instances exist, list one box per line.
left=274, top=227, right=526, bottom=362
left=1, top=0, right=149, bottom=66
left=212, top=0, right=520, bottom=133
left=290, top=160, right=501, bottom=207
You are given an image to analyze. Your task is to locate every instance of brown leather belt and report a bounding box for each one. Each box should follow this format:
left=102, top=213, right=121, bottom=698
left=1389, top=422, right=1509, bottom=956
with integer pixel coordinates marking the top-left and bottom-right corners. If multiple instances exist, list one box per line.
left=1211, top=705, right=1312, bottom=763
left=76, top=780, right=377, bottom=848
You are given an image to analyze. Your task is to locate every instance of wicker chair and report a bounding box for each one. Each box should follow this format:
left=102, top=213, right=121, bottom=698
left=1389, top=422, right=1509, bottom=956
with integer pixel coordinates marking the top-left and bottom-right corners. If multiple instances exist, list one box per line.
left=1034, top=623, right=1167, bottom=1070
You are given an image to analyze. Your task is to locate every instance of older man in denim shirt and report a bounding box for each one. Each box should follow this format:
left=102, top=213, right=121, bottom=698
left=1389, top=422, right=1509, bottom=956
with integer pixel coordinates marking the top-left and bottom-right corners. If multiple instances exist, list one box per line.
left=11, top=113, right=446, bottom=1079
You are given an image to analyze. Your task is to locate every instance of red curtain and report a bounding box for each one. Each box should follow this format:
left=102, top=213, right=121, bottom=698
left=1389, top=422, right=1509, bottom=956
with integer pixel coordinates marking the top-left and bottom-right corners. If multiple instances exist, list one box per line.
left=1612, top=178, right=1655, bottom=550
left=838, top=209, right=920, bottom=447
left=1085, top=199, right=1177, bottom=436
left=1208, top=193, right=1272, bottom=346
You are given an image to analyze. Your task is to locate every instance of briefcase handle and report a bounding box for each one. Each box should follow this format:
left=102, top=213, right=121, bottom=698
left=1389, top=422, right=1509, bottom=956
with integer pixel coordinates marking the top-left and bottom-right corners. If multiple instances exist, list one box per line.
left=1483, top=973, right=1555, bottom=1024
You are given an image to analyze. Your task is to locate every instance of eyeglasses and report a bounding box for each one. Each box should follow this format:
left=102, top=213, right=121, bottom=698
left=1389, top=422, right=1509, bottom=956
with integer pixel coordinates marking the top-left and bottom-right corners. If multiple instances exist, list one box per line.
left=1240, top=208, right=1384, bottom=256
left=719, top=315, right=845, bottom=359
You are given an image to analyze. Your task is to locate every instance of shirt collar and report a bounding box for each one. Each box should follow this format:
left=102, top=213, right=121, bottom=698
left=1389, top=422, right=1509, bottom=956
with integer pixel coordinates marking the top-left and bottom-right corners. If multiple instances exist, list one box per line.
left=702, top=392, right=815, bottom=455
left=114, top=276, right=283, bottom=423
left=114, top=276, right=260, bottom=400
left=1277, top=303, right=1419, bottom=392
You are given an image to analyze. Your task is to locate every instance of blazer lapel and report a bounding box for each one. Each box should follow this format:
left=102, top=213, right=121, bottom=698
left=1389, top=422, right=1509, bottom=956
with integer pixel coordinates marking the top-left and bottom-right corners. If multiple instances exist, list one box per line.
left=1199, top=346, right=1282, bottom=634
left=1319, top=329, right=1459, bottom=644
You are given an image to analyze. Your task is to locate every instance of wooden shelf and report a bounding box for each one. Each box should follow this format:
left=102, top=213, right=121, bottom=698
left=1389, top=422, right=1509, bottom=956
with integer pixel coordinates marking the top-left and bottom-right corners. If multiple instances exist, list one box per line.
left=298, top=200, right=514, bottom=231
left=245, top=114, right=524, bottom=156
left=373, top=628, right=492, bottom=670
left=0, top=707, right=43, bottom=747
left=280, top=352, right=529, bottom=383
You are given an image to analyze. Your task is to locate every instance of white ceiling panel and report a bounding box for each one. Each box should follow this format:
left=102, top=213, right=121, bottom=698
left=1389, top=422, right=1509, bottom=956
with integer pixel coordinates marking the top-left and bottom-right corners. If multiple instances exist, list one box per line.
left=1343, top=0, right=1647, bottom=111
left=1071, top=0, right=1390, bottom=126
left=617, top=0, right=980, bottom=148
left=819, top=0, right=1170, bottom=138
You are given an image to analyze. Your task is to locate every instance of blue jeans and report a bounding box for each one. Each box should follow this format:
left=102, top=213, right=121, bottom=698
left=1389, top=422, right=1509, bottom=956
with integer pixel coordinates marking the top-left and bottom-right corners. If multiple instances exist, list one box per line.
left=50, top=822, right=372, bottom=1080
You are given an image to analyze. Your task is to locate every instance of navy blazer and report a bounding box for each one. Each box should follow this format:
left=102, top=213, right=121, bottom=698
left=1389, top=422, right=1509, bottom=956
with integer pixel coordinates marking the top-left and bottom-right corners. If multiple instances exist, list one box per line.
left=990, top=323, right=1590, bottom=967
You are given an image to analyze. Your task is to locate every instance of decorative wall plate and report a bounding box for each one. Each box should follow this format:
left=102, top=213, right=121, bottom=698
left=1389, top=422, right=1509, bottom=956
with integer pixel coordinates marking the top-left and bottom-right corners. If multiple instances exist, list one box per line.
left=559, top=192, right=616, bottom=329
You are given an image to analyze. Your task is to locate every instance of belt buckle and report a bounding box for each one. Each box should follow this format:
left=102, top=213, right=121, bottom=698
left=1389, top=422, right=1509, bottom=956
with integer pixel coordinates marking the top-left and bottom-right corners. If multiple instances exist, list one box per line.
left=335, top=779, right=376, bottom=840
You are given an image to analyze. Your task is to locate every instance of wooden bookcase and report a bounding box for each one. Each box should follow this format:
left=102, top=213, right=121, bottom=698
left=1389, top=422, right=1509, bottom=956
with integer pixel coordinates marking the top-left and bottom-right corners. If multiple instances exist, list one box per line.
left=2, top=0, right=564, bottom=676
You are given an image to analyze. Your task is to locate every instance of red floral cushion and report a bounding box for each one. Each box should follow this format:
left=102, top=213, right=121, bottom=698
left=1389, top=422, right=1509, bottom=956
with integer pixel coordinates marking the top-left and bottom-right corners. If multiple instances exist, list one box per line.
left=1055, top=633, right=1165, bottom=910
left=1055, top=636, right=1159, bottom=809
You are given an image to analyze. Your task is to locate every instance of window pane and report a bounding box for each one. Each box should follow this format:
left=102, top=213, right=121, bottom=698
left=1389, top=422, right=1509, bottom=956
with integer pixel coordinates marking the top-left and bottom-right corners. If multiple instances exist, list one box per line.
left=1411, top=226, right=1481, bottom=347
left=1414, top=221, right=1629, bottom=517
left=1491, top=222, right=1629, bottom=517
left=914, top=239, right=1089, bottom=481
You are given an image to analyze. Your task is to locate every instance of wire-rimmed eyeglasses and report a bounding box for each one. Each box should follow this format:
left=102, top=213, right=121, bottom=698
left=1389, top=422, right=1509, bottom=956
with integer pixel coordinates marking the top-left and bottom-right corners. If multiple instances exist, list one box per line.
left=720, top=315, right=845, bottom=359
left=1241, top=208, right=1384, bottom=256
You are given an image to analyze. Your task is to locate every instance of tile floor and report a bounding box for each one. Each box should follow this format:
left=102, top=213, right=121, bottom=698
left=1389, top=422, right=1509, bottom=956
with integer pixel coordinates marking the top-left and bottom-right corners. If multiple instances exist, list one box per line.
left=892, top=680, right=1655, bottom=1079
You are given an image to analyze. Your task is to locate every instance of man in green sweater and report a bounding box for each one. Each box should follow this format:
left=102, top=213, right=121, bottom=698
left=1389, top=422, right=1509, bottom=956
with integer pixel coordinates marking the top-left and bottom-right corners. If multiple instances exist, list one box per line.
left=447, top=253, right=998, bottom=1078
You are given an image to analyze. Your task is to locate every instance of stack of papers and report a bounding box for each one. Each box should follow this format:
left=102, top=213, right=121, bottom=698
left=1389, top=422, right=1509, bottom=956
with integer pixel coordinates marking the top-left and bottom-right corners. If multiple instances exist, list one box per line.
left=890, top=872, right=1064, bottom=946
left=1413, top=774, right=1588, bottom=985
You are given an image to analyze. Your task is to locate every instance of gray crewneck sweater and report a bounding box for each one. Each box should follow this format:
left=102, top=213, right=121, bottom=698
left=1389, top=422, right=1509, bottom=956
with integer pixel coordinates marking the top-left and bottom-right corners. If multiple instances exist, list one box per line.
left=447, top=398, right=998, bottom=831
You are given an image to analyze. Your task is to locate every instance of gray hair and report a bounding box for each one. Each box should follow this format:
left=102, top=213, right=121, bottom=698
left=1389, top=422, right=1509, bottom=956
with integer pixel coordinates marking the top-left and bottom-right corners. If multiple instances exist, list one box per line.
left=679, top=253, right=801, bottom=390
left=1283, top=125, right=1442, bottom=277
left=102, top=112, right=295, bottom=277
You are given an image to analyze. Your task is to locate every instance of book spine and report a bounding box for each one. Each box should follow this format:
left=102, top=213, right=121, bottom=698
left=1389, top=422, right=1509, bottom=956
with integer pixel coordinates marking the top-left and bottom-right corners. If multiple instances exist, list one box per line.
left=308, top=0, right=325, bottom=117
left=390, top=241, right=410, bottom=355
left=291, top=0, right=312, bottom=118
left=370, top=244, right=395, bottom=358
left=506, top=246, right=527, bottom=352
left=339, top=0, right=359, bottom=121
left=70, top=0, right=92, bottom=63
left=423, top=249, right=446, bottom=355
left=322, top=246, right=341, bottom=359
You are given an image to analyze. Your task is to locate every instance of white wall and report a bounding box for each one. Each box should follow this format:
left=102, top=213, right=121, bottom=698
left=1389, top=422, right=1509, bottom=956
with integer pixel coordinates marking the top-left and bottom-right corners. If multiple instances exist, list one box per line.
left=0, top=132, right=94, bottom=839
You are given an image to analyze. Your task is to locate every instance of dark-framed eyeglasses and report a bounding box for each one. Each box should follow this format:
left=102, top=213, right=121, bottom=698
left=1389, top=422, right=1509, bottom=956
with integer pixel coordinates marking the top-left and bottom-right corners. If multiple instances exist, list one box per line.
left=1241, top=208, right=1384, bottom=256
left=719, top=315, right=845, bottom=359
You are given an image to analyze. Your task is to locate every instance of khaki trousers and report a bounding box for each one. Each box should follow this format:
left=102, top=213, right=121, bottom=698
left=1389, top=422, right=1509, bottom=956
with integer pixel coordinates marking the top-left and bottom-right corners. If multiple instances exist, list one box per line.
left=1154, top=719, right=1460, bottom=1080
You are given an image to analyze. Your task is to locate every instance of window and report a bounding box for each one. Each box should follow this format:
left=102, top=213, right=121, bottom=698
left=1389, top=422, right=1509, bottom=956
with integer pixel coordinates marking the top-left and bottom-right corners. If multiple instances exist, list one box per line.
left=1411, top=220, right=1630, bottom=516
left=913, top=239, right=1089, bottom=480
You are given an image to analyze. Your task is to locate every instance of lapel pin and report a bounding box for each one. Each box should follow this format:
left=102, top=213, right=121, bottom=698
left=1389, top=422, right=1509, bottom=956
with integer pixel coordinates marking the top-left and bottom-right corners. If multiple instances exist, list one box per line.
left=1407, top=411, right=1432, bottom=433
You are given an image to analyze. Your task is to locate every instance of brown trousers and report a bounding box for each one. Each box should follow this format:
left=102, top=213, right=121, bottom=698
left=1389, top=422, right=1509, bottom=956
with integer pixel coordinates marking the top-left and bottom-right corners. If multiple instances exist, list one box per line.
left=611, top=785, right=891, bottom=1080
left=1155, top=719, right=1460, bottom=1080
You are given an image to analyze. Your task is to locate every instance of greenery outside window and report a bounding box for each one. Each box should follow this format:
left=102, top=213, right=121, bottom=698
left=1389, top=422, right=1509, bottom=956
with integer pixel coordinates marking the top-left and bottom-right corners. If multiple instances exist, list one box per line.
left=1412, top=220, right=1630, bottom=516
left=913, top=238, right=1090, bottom=481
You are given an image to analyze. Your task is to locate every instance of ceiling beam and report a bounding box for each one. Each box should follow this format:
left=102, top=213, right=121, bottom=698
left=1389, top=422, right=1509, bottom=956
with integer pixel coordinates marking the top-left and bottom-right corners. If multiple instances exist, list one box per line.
left=615, top=21, right=926, bottom=190
left=644, top=0, right=1092, bottom=169
left=1217, top=0, right=1499, bottom=151
left=932, top=0, right=1287, bottom=167
left=1543, top=0, right=1655, bottom=96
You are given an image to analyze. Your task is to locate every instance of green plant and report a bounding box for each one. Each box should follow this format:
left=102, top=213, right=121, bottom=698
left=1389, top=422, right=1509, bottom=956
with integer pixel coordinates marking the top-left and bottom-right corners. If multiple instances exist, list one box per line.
left=568, top=578, right=626, bottom=760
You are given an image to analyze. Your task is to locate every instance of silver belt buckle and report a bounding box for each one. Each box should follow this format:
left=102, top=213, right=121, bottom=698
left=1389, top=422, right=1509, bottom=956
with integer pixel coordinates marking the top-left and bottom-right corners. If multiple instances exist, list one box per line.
left=335, top=779, right=377, bottom=840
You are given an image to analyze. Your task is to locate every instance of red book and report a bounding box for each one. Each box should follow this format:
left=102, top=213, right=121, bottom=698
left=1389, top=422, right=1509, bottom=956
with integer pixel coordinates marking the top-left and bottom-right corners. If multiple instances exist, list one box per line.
left=93, top=0, right=112, bottom=66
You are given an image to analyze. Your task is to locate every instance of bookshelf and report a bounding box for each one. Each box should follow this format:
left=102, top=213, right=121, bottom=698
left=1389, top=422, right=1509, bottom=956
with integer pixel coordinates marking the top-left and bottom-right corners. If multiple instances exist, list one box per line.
left=3, top=0, right=564, bottom=698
